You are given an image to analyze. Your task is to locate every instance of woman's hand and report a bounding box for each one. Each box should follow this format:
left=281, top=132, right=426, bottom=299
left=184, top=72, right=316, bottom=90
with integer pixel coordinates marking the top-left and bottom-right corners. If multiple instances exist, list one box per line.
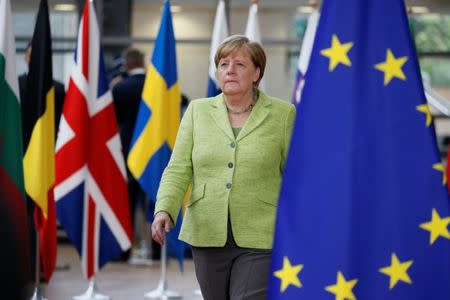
left=151, top=211, right=172, bottom=245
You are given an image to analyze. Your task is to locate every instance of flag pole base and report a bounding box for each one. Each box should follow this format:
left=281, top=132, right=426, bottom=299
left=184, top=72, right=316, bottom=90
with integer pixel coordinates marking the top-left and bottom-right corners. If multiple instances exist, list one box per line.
left=73, top=278, right=110, bottom=300
left=30, top=232, right=47, bottom=300
left=193, top=289, right=202, bottom=298
left=144, top=279, right=182, bottom=299
left=30, top=286, right=48, bottom=300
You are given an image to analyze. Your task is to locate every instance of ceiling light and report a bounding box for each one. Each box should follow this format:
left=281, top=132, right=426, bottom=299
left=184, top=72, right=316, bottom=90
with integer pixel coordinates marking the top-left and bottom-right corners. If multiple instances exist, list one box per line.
left=171, top=5, right=182, bottom=13
left=297, top=6, right=315, bottom=14
left=410, top=6, right=430, bottom=14
left=54, top=4, right=77, bottom=12
left=160, top=5, right=182, bottom=13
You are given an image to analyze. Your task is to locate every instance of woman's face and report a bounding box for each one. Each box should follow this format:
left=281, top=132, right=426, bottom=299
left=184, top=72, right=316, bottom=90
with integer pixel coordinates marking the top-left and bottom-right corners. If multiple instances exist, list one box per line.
left=217, top=47, right=260, bottom=98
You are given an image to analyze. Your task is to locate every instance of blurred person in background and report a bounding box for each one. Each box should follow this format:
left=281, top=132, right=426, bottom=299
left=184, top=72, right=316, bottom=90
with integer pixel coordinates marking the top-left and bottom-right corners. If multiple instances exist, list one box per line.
left=19, top=42, right=65, bottom=135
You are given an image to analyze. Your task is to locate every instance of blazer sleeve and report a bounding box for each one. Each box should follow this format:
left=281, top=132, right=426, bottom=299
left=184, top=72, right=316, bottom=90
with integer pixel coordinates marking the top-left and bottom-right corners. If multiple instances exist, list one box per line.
left=281, top=104, right=296, bottom=172
left=155, top=102, right=194, bottom=224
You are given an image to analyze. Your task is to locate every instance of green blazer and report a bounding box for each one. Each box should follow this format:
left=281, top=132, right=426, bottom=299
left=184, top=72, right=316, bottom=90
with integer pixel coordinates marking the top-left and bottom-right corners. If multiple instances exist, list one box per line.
left=155, top=91, right=296, bottom=249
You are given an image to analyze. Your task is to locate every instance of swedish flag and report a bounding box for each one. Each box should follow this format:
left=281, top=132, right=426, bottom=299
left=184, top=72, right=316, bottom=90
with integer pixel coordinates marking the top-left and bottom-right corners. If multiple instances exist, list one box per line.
left=128, top=0, right=180, bottom=203
left=269, top=0, right=450, bottom=299
left=127, top=0, right=184, bottom=265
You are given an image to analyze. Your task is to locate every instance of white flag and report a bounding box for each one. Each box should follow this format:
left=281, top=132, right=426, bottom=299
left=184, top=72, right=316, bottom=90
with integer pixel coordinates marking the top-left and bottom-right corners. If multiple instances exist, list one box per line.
left=245, top=2, right=265, bottom=91
left=0, top=0, right=20, bottom=99
left=207, top=0, right=229, bottom=97
left=292, top=10, right=320, bottom=104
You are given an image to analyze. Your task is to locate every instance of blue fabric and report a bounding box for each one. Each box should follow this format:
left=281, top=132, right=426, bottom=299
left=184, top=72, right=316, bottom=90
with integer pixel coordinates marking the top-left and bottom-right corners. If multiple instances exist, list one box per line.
left=129, top=99, right=151, bottom=153
left=97, top=48, right=109, bottom=98
left=269, top=0, right=450, bottom=299
left=166, top=213, right=185, bottom=271
left=56, top=183, right=84, bottom=254
left=152, top=1, right=177, bottom=88
left=139, top=142, right=172, bottom=205
left=98, top=218, right=124, bottom=267
left=207, top=77, right=221, bottom=97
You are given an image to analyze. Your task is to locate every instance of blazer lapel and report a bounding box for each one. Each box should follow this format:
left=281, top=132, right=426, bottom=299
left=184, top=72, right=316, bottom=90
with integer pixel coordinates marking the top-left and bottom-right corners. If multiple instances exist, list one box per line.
left=236, top=91, right=271, bottom=142
left=209, top=94, right=235, bottom=141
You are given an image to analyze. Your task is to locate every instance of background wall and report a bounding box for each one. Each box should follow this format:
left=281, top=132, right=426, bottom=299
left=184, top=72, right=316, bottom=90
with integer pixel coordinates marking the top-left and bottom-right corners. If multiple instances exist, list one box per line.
left=11, top=1, right=450, bottom=146
left=131, top=4, right=297, bottom=101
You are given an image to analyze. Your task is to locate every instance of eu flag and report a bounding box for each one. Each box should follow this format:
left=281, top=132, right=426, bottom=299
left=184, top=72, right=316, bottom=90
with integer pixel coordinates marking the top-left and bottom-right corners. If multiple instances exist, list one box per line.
left=269, top=0, right=450, bottom=299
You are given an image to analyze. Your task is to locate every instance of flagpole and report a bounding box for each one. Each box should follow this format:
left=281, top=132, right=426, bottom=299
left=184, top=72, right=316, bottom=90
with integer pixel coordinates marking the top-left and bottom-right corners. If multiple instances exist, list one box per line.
left=144, top=231, right=181, bottom=299
left=72, top=277, right=110, bottom=300
left=30, top=231, right=47, bottom=300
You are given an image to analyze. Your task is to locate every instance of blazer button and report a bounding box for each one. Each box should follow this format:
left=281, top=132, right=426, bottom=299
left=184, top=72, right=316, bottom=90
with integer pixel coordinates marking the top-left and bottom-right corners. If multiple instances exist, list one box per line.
left=226, top=183, right=232, bottom=189
left=228, top=162, right=234, bottom=168
left=230, top=142, right=236, bottom=148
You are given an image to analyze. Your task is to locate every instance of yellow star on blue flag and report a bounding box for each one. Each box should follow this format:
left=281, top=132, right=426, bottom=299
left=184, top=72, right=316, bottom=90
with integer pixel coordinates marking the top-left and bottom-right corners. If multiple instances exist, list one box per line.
left=321, top=34, right=353, bottom=71
left=374, top=49, right=408, bottom=85
left=432, top=163, right=447, bottom=185
left=420, top=208, right=450, bottom=245
left=273, top=257, right=303, bottom=292
left=416, top=104, right=432, bottom=127
left=379, top=253, right=413, bottom=289
left=325, top=272, right=358, bottom=300
left=268, top=0, right=450, bottom=299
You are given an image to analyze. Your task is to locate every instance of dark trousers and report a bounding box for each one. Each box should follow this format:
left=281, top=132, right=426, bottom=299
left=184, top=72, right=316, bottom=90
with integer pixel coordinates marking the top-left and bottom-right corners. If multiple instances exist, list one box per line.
left=191, top=222, right=271, bottom=300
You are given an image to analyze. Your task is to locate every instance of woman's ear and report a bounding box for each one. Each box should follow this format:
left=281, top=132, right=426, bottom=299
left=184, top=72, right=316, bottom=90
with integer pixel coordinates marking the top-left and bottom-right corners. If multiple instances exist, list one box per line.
left=253, top=67, right=261, bottom=84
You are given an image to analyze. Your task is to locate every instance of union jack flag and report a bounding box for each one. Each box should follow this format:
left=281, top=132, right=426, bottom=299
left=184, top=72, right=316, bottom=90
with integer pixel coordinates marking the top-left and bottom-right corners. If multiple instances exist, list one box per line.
left=54, top=1, right=132, bottom=279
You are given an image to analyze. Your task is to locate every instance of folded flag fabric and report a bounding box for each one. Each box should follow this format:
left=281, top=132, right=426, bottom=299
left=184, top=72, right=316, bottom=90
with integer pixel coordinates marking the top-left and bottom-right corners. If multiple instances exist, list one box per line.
left=269, top=0, right=450, bottom=299
left=55, top=1, right=132, bottom=279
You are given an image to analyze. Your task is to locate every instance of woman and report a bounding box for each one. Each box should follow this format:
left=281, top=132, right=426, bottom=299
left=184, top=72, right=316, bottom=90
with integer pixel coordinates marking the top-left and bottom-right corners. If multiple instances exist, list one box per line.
left=152, top=34, right=295, bottom=299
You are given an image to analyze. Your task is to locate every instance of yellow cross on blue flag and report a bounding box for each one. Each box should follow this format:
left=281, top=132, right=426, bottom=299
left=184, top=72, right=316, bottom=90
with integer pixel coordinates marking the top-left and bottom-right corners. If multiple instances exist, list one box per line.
left=127, top=0, right=180, bottom=204
left=269, top=0, right=450, bottom=299
left=127, top=0, right=185, bottom=266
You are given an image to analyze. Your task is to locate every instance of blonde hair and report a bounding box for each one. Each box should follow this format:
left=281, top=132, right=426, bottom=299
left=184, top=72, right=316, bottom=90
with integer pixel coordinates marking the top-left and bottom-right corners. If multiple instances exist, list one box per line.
left=214, top=34, right=266, bottom=87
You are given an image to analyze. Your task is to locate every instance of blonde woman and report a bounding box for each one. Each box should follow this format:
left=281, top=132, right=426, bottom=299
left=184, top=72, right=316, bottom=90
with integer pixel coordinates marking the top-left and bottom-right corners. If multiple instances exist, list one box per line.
left=152, top=35, right=296, bottom=300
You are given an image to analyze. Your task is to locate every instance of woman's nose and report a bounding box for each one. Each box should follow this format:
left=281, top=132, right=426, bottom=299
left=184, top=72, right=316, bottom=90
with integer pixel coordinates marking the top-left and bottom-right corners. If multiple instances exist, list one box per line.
left=226, top=64, right=236, bottom=74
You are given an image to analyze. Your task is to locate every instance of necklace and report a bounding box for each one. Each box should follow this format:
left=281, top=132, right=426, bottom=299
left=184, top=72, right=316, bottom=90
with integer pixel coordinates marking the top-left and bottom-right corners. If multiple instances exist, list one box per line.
left=226, top=102, right=254, bottom=115
left=225, top=90, right=259, bottom=115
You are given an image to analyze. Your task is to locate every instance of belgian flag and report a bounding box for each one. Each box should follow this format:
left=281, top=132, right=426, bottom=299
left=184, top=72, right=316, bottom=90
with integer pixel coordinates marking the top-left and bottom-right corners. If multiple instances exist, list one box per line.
left=22, top=0, right=57, bottom=282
